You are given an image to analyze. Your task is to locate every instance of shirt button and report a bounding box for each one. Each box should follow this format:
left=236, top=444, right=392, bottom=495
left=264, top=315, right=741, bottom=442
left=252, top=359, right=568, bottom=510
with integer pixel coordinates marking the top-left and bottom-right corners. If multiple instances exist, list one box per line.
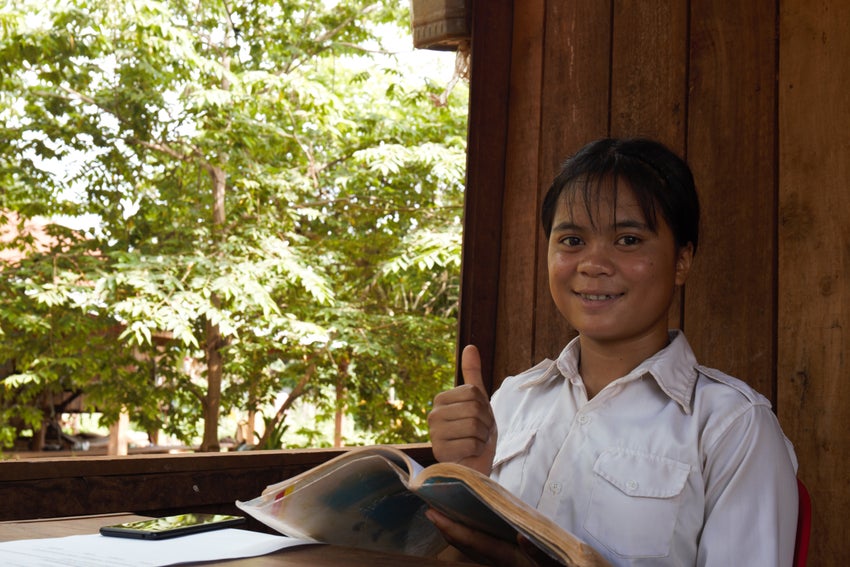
left=577, top=414, right=590, bottom=425
left=549, top=482, right=562, bottom=494
left=626, top=480, right=639, bottom=492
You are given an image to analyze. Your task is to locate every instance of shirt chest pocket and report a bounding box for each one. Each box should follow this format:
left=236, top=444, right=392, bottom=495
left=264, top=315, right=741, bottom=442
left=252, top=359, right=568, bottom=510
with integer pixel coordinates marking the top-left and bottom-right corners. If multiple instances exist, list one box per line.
left=492, top=429, right=536, bottom=467
left=584, top=449, right=691, bottom=558
left=490, top=429, right=539, bottom=505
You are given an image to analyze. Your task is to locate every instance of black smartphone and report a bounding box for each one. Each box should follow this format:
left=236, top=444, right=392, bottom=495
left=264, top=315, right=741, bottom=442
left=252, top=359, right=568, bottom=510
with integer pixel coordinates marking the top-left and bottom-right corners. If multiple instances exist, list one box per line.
left=99, top=513, right=246, bottom=540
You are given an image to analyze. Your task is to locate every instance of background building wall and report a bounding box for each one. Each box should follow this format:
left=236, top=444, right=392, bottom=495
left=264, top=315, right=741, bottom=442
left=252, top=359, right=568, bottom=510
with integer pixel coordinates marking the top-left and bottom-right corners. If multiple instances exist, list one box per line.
left=461, top=1, right=850, bottom=563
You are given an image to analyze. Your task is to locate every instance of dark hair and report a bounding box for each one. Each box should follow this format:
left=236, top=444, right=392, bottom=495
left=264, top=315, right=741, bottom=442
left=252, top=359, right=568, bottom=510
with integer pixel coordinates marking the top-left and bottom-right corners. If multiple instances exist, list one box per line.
left=541, top=138, right=700, bottom=254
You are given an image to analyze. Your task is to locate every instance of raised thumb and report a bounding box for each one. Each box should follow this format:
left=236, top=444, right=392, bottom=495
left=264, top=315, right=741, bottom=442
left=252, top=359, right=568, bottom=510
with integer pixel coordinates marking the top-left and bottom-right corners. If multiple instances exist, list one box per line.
left=461, top=344, right=486, bottom=394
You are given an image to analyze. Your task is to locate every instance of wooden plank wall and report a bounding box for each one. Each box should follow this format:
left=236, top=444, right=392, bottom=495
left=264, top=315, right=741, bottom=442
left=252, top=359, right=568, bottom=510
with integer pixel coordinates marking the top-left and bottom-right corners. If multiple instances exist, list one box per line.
left=0, top=444, right=436, bottom=521
left=463, top=0, right=850, bottom=563
left=778, top=0, right=850, bottom=562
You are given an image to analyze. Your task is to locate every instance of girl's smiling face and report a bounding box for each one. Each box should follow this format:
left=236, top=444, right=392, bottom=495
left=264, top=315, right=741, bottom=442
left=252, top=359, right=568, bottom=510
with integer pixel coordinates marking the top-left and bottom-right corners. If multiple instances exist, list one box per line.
left=547, top=179, right=693, bottom=350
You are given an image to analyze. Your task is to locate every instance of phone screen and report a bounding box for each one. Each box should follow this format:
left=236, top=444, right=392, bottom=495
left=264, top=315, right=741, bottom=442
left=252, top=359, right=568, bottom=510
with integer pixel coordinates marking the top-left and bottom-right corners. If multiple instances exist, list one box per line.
left=99, top=513, right=246, bottom=540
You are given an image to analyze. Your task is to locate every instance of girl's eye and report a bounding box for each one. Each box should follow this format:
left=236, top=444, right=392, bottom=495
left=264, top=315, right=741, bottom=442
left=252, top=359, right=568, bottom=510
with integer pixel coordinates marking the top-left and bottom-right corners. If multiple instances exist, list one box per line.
left=617, top=235, right=641, bottom=246
left=561, top=236, right=583, bottom=247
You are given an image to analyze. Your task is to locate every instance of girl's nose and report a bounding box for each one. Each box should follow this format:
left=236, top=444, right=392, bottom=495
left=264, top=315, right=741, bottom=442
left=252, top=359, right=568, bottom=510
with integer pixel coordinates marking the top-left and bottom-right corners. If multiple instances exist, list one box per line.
left=577, top=244, right=614, bottom=277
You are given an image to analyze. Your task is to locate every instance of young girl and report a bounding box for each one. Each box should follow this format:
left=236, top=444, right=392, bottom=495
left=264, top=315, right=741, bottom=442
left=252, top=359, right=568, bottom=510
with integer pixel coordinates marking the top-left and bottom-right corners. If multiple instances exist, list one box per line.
left=427, top=138, right=798, bottom=566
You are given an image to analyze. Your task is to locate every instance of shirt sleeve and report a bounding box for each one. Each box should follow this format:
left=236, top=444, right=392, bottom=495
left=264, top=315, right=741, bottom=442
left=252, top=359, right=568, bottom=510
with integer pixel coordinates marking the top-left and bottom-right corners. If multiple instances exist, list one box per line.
left=697, top=404, right=799, bottom=567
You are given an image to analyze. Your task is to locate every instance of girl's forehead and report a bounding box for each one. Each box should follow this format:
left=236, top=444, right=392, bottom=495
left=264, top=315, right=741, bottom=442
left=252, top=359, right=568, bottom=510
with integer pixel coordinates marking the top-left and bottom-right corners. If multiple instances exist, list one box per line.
left=557, top=181, right=649, bottom=224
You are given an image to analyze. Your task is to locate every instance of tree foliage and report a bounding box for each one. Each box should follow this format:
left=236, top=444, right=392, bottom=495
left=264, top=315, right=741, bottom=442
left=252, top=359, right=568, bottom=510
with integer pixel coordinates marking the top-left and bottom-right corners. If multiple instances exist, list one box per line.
left=0, top=0, right=467, bottom=451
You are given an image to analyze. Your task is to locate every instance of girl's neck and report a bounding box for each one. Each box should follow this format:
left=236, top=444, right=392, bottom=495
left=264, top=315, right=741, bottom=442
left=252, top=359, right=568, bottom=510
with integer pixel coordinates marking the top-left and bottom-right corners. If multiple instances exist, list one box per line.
left=577, top=331, right=670, bottom=398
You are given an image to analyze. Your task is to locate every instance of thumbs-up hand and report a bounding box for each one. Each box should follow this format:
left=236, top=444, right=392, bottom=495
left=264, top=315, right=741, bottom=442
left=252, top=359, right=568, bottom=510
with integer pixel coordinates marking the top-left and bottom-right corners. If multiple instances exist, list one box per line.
left=428, top=345, right=497, bottom=476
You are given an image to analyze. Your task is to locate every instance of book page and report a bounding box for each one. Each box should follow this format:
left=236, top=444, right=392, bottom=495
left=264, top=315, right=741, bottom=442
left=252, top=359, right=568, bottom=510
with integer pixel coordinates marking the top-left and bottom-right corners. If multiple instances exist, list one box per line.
left=413, top=471, right=610, bottom=567
left=414, top=480, right=518, bottom=541
left=0, top=528, right=312, bottom=567
left=260, top=446, right=418, bottom=496
left=238, top=453, right=446, bottom=557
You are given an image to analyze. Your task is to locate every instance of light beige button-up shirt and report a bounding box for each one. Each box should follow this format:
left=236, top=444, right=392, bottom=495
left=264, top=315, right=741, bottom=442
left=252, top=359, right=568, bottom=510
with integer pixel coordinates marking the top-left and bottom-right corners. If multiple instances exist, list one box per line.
left=490, top=331, right=798, bottom=566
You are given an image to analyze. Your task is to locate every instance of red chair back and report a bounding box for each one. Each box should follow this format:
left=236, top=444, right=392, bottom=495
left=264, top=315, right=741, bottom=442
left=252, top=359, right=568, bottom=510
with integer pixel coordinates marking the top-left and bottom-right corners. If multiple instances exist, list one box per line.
left=794, top=478, right=811, bottom=567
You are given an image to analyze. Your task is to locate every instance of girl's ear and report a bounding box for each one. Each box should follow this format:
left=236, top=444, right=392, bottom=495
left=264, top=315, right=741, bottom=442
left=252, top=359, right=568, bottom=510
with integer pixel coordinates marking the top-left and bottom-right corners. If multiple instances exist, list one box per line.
left=674, top=243, right=694, bottom=286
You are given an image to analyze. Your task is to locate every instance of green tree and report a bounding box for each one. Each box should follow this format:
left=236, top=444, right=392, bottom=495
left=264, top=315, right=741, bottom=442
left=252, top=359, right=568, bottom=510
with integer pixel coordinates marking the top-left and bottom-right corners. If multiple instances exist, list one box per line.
left=0, top=0, right=466, bottom=451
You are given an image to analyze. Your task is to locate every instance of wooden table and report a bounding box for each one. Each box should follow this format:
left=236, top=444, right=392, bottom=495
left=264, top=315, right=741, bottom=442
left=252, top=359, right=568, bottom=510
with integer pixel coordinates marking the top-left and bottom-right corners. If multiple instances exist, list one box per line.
left=0, top=513, right=472, bottom=566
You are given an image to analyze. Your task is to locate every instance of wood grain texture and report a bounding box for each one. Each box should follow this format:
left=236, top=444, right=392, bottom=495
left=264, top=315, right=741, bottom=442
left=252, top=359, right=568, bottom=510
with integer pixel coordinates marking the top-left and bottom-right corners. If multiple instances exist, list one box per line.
left=492, top=0, right=546, bottom=387
left=683, top=0, right=777, bottom=400
left=0, top=445, right=435, bottom=521
left=610, top=0, right=688, bottom=148
left=778, top=0, right=850, bottom=563
left=457, top=0, right=514, bottom=391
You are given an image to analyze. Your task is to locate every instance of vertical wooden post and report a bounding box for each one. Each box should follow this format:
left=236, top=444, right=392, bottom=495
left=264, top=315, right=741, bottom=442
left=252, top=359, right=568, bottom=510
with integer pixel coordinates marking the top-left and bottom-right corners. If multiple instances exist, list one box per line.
left=108, top=409, right=130, bottom=456
left=457, top=0, right=513, bottom=392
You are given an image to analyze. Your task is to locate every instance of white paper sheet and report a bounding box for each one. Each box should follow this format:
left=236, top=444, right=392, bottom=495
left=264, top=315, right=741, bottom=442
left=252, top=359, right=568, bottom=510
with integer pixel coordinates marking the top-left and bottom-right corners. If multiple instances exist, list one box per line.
left=0, top=527, right=316, bottom=566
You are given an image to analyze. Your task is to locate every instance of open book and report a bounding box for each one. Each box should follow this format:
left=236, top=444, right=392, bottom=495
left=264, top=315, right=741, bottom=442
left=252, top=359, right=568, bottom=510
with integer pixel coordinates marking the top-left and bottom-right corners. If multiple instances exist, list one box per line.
left=236, top=445, right=609, bottom=566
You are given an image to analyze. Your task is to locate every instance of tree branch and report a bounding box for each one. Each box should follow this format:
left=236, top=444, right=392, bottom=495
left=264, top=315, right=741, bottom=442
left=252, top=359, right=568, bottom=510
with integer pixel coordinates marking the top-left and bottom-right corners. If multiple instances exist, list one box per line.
left=255, top=361, right=315, bottom=448
left=124, top=136, right=210, bottom=171
left=314, top=4, right=378, bottom=45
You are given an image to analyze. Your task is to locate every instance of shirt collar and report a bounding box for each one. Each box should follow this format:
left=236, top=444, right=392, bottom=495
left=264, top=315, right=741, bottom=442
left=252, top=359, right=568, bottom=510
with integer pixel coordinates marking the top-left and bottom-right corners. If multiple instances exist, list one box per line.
left=538, top=330, right=699, bottom=413
left=634, top=331, right=700, bottom=413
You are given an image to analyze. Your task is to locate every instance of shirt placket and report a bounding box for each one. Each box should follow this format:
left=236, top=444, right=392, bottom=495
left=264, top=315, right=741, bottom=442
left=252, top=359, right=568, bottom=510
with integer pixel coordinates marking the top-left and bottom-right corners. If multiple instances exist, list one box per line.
left=535, top=379, right=625, bottom=522
left=535, top=378, right=593, bottom=518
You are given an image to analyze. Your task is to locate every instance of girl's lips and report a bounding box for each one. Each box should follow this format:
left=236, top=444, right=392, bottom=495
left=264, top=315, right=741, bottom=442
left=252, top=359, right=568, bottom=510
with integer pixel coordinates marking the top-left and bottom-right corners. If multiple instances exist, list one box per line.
left=576, top=292, right=624, bottom=301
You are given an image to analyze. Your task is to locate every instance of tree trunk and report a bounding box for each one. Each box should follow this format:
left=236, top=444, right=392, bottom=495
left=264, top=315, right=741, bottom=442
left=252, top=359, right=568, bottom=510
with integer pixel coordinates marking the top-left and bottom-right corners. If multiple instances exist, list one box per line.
left=200, top=37, right=231, bottom=452
left=333, top=377, right=344, bottom=448
left=333, top=355, right=350, bottom=448
left=200, top=315, right=223, bottom=452
left=200, top=162, right=227, bottom=452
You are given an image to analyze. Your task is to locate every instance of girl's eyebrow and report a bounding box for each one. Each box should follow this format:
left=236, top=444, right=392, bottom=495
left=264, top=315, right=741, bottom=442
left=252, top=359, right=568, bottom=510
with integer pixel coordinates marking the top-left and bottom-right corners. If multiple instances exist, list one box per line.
left=551, top=221, right=583, bottom=233
left=551, top=219, right=652, bottom=233
left=613, top=219, right=653, bottom=231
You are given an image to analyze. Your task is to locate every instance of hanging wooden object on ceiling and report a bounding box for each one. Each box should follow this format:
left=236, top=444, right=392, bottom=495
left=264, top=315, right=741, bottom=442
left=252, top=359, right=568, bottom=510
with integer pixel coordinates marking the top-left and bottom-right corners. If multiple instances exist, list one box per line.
left=410, top=0, right=470, bottom=51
